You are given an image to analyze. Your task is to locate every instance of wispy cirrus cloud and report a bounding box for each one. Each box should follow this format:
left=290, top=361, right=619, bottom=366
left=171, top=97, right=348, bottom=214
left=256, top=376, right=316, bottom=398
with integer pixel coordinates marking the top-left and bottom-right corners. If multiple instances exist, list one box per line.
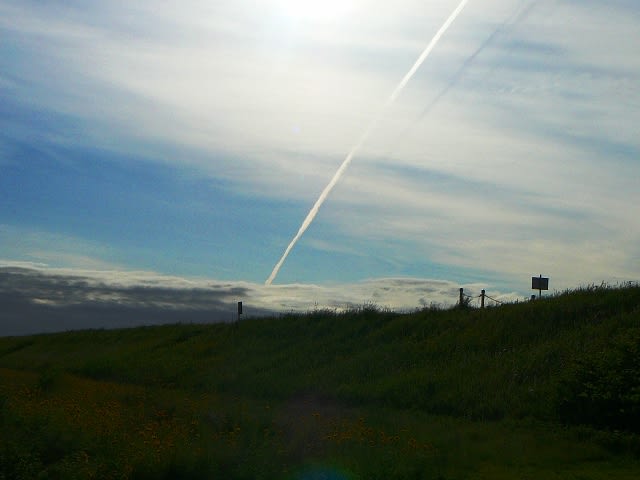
left=1, top=0, right=638, bottom=295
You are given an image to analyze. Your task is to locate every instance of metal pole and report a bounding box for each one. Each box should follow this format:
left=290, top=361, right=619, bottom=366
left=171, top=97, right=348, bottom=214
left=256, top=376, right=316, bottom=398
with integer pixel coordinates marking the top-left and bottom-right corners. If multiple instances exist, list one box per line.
left=459, top=288, right=464, bottom=307
left=481, top=289, right=485, bottom=309
left=539, top=275, right=542, bottom=299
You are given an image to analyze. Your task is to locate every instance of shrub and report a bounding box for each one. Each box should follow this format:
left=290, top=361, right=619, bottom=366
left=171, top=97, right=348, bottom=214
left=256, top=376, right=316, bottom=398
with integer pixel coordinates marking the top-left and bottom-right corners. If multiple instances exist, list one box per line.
left=556, top=327, right=640, bottom=432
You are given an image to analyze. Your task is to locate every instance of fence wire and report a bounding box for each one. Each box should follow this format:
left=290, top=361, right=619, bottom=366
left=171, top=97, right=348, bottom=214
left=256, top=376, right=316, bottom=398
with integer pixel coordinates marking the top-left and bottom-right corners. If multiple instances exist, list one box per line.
left=459, top=290, right=504, bottom=307
left=484, top=294, right=503, bottom=305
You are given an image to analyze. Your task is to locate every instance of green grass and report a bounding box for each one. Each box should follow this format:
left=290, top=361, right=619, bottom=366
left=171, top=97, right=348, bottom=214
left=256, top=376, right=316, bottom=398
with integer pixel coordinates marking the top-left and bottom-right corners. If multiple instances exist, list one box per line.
left=1, top=284, right=639, bottom=478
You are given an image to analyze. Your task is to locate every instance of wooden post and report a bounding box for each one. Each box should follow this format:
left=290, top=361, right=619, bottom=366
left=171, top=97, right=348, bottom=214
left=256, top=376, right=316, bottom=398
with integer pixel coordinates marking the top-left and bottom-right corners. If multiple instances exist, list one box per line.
left=459, top=288, right=464, bottom=307
left=481, top=289, right=485, bottom=309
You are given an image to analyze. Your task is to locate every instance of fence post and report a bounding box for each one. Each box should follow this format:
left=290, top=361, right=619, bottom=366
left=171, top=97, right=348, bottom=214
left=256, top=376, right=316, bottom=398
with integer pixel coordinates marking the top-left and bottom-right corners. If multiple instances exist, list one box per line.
left=459, top=288, right=464, bottom=307
left=481, top=289, right=485, bottom=309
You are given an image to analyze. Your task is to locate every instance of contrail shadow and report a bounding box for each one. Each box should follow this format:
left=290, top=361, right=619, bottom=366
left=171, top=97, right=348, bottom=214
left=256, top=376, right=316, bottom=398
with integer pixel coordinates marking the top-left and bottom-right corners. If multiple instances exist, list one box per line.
left=384, top=0, right=540, bottom=156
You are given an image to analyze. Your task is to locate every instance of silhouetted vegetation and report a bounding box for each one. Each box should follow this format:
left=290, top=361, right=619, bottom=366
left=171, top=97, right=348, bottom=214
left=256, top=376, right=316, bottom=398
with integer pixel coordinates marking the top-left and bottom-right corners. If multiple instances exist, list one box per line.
left=1, top=284, right=639, bottom=478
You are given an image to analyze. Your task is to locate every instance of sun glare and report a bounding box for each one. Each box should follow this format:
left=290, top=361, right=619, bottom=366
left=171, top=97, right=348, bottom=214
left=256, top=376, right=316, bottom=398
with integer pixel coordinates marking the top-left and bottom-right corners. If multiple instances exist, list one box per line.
left=277, top=0, right=355, bottom=23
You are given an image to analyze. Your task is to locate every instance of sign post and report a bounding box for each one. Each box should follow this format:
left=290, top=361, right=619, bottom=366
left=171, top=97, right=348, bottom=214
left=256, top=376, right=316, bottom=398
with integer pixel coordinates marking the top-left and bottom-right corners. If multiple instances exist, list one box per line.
left=531, top=275, right=549, bottom=299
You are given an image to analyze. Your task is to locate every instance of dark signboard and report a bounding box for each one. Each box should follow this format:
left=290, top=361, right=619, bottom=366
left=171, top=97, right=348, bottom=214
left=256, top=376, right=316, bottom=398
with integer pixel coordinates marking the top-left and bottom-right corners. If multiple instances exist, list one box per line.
left=532, top=277, right=549, bottom=290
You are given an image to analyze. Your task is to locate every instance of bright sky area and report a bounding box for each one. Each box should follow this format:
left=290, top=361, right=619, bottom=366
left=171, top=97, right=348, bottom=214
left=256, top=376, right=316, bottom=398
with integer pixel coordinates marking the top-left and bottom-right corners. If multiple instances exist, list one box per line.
left=1, top=0, right=638, bottom=322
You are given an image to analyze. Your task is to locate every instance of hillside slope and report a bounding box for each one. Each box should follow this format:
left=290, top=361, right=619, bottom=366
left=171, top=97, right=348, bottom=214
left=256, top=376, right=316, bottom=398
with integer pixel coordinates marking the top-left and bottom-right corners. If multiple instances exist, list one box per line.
left=2, top=284, right=640, bottom=479
left=2, top=284, right=639, bottom=429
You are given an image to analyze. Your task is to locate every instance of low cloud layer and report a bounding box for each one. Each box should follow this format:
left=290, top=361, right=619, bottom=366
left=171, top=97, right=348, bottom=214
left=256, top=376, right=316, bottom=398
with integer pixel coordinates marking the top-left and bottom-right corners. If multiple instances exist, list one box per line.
left=0, top=264, right=519, bottom=337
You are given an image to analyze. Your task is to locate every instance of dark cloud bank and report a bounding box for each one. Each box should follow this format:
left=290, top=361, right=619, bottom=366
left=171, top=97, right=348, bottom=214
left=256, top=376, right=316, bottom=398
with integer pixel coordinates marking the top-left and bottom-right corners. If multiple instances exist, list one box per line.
left=0, top=267, right=273, bottom=337
left=1, top=266, right=512, bottom=337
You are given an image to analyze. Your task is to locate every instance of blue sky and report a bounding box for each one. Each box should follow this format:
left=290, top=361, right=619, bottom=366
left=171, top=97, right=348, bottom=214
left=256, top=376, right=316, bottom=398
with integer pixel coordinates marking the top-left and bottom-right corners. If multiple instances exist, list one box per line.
left=1, top=0, right=639, bottom=318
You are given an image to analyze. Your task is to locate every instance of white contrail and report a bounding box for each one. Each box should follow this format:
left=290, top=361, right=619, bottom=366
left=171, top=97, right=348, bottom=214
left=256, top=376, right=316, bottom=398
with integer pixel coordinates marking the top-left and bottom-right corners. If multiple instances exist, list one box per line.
left=265, top=0, right=470, bottom=285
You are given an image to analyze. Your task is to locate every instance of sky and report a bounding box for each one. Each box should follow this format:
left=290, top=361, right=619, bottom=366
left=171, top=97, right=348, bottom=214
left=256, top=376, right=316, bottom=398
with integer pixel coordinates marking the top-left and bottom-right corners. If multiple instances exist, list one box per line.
left=1, top=0, right=639, bottom=334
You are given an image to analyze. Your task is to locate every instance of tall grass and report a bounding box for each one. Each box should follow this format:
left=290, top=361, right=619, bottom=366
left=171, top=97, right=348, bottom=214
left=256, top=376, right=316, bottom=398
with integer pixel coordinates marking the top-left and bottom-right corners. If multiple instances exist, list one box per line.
left=1, top=284, right=639, bottom=478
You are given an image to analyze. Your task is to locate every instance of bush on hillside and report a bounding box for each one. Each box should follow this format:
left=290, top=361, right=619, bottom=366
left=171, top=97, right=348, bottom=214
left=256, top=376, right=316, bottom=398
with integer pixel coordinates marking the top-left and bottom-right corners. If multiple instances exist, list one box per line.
left=556, top=327, right=640, bottom=432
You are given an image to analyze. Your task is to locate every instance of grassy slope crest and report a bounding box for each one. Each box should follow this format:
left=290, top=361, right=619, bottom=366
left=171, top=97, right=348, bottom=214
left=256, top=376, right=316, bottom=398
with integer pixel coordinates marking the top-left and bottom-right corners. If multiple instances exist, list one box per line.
left=1, top=284, right=639, bottom=430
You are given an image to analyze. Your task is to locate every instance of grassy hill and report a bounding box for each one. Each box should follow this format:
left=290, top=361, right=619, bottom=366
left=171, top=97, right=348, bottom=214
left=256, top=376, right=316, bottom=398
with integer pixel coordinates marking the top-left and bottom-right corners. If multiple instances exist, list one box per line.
left=1, top=284, right=639, bottom=479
